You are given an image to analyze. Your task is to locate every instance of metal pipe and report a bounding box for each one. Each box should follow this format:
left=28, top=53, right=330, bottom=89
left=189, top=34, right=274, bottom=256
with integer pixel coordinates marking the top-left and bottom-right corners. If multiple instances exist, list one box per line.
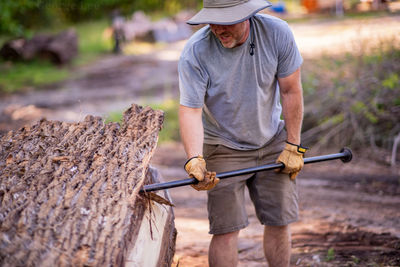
left=140, top=147, right=352, bottom=193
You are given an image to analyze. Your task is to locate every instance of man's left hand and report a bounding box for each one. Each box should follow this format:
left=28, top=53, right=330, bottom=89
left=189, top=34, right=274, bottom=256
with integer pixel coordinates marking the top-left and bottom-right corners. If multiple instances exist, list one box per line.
left=276, top=142, right=307, bottom=179
left=191, top=171, right=219, bottom=191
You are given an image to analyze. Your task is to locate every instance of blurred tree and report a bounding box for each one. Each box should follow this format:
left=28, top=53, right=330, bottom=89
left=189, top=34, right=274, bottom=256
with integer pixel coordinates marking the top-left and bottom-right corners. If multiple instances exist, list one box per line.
left=0, top=0, right=201, bottom=37
left=0, top=0, right=40, bottom=36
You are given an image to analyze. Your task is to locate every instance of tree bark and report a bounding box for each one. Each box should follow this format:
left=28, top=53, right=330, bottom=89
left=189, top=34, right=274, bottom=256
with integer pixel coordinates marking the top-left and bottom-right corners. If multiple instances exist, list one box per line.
left=0, top=104, right=175, bottom=266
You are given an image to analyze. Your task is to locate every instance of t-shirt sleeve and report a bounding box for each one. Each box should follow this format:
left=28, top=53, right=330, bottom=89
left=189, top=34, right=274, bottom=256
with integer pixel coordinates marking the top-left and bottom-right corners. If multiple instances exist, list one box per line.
left=276, top=23, right=303, bottom=78
left=178, top=48, right=208, bottom=108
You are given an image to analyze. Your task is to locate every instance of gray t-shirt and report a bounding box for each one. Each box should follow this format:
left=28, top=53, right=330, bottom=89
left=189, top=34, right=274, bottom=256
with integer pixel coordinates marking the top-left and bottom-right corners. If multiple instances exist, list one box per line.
left=179, top=14, right=302, bottom=150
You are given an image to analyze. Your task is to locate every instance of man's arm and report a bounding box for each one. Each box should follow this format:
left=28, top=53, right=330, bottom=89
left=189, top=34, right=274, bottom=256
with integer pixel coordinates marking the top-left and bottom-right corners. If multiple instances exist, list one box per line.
left=179, top=104, right=219, bottom=190
left=179, top=105, right=204, bottom=158
left=276, top=67, right=305, bottom=179
left=278, top=67, right=303, bottom=145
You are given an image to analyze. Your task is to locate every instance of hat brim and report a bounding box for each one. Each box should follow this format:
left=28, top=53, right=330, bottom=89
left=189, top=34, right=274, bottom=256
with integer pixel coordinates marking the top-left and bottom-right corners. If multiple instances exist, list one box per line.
left=187, top=0, right=272, bottom=25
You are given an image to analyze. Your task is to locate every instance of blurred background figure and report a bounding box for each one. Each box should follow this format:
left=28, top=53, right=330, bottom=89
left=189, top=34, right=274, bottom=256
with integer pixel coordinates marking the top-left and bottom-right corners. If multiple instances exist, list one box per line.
left=111, top=9, right=125, bottom=54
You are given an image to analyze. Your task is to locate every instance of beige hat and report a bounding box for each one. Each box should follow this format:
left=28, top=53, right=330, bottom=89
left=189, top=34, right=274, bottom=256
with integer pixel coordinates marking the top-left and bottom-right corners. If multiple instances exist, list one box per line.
left=187, top=0, right=272, bottom=25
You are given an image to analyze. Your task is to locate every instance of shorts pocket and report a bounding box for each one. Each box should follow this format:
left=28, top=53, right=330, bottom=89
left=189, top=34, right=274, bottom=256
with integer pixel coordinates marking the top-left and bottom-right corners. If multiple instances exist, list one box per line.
left=203, top=144, right=221, bottom=160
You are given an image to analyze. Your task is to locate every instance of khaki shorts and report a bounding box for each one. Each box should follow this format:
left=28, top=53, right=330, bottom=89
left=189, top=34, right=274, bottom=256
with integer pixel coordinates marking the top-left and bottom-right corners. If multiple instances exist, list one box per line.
left=204, top=127, right=298, bottom=235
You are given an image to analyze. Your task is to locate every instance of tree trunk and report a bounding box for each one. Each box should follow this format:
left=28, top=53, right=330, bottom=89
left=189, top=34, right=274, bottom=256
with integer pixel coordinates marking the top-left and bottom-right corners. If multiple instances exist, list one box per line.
left=0, top=104, right=176, bottom=266
left=0, top=39, right=26, bottom=61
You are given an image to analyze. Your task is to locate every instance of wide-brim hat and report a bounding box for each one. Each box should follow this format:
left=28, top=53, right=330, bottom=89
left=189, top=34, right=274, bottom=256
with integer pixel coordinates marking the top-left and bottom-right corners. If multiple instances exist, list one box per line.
left=187, top=0, right=272, bottom=25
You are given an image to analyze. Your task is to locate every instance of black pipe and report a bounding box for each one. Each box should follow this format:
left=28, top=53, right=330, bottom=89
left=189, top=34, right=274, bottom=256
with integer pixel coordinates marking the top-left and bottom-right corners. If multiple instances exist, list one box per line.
left=140, top=147, right=352, bottom=193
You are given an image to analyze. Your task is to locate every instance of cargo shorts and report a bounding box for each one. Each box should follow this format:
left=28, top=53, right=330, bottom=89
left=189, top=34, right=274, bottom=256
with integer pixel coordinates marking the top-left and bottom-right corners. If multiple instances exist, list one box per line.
left=204, top=127, right=298, bottom=235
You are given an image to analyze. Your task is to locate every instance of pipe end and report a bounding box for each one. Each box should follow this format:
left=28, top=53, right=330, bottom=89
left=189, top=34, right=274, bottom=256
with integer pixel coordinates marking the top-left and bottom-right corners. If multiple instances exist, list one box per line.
left=340, top=147, right=353, bottom=163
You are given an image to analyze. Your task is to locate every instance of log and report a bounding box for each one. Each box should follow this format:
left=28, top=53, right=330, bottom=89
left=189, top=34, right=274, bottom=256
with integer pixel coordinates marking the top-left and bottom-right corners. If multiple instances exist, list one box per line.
left=22, top=34, right=53, bottom=60
left=150, top=19, right=193, bottom=43
left=0, top=29, right=78, bottom=64
left=0, top=39, right=26, bottom=61
left=127, top=167, right=176, bottom=267
left=113, top=11, right=192, bottom=44
left=0, top=104, right=176, bottom=266
left=41, top=29, right=78, bottom=65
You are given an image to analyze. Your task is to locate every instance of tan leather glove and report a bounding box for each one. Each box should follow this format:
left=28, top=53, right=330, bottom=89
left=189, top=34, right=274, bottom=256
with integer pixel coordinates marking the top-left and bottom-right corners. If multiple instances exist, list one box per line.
left=184, top=156, right=219, bottom=190
left=191, top=171, right=219, bottom=191
left=276, top=142, right=307, bottom=180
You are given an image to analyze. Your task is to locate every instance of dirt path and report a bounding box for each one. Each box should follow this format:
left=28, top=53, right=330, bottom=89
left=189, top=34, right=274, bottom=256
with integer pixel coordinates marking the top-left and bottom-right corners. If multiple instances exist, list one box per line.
left=1, top=15, right=399, bottom=134
left=290, top=15, right=400, bottom=56
left=1, top=14, right=400, bottom=266
left=0, top=42, right=185, bottom=133
left=151, top=142, right=400, bottom=267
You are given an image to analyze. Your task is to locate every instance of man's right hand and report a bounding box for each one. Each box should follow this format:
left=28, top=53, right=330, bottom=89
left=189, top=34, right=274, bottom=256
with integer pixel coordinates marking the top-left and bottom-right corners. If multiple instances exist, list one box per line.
left=184, top=156, right=219, bottom=190
left=184, top=155, right=207, bottom=181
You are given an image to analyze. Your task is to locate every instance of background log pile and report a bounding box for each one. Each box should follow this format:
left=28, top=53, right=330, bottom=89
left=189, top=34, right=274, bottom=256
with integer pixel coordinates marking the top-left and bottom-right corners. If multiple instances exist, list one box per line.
left=111, top=11, right=192, bottom=48
left=0, top=104, right=165, bottom=266
left=0, top=29, right=78, bottom=65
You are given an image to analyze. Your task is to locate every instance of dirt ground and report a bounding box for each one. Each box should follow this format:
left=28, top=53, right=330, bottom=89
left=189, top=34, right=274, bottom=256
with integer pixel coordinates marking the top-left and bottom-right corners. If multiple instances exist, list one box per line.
left=1, top=14, right=400, bottom=266
left=151, top=142, right=400, bottom=267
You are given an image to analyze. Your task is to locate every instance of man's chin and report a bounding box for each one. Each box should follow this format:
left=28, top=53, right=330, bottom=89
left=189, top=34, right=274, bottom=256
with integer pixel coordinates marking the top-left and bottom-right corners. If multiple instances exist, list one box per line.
left=220, top=40, right=236, bottom=49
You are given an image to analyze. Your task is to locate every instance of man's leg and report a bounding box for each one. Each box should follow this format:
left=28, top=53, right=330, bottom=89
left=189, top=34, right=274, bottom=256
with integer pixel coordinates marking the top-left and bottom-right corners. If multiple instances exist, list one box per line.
left=209, top=230, right=240, bottom=267
left=263, top=225, right=291, bottom=267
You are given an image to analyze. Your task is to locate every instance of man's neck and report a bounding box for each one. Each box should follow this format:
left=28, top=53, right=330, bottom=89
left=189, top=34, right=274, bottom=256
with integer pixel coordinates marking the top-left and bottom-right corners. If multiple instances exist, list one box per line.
left=236, top=20, right=250, bottom=47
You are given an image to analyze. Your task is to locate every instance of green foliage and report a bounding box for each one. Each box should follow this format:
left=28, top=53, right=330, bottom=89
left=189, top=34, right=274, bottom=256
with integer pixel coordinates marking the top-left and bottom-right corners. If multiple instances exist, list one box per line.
left=105, top=111, right=123, bottom=124
left=302, top=39, right=400, bottom=153
left=0, top=0, right=39, bottom=36
left=73, top=19, right=113, bottom=64
left=149, top=99, right=180, bottom=143
left=351, top=101, right=366, bottom=114
left=0, top=19, right=112, bottom=94
left=0, top=60, right=69, bottom=93
left=105, top=99, right=180, bottom=144
left=351, top=255, right=360, bottom=264
left=0, top=0, right=202, bottom=36
left=325, top=248, right=335, bottom=261
left=382, top=73, right=399, bottom=90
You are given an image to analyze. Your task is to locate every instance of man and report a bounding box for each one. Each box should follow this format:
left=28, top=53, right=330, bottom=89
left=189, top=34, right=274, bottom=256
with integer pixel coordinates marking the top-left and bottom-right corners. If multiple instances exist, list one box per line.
left=178, top=0, right=307, bottom=266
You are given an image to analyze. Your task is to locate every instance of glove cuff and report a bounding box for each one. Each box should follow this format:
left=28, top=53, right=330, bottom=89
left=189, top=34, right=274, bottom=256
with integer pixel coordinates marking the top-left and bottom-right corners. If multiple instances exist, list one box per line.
left=285, top=141, right=308, bottom=154
left=184, top=155, right=204, bottom=171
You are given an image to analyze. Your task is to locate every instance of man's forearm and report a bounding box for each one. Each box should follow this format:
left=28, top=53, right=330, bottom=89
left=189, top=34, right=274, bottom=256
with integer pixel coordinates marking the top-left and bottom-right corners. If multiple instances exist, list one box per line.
left=281, top=90, right=303, bottom=145
left=179, top=105, right=204, bottom=158
left=278, top=68, right=304, bottom=145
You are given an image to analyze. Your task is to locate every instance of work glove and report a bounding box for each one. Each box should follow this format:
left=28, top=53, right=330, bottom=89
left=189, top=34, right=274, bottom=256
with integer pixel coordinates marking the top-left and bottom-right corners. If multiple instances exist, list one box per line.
left=184, top=156, right=219, bottom=190
left=276, top=142, right=308, bottom=180
left=192, top=171, right=219, bottom=191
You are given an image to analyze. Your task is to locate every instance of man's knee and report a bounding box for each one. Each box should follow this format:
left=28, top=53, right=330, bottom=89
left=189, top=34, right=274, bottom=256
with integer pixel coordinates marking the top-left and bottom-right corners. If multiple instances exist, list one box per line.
left=264, top=225, right=290, bottom=234
left=209, top=230, right=240, bottom=267
left=264, top=225, right=291, bottom=243
left=212, top=230, right=240, bottom=243
left=263, top=225, right=291, bottom=267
